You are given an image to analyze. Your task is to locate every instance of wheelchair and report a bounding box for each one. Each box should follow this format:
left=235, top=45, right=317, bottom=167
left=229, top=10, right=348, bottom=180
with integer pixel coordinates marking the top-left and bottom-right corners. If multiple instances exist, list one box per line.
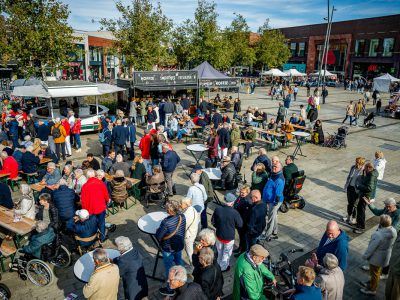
left=11, top=234, right=71, bottom=286
left=0, top=273, right=11, bottom=300
left=143, top=181, right=169, bottom=208
left=279, top=170, right=306, bottom=213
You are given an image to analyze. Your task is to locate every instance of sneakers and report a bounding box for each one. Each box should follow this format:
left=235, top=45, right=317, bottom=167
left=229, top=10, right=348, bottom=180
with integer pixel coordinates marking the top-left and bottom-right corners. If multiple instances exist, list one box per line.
left=380, top=274, right=389, bottom=280
left=361, top=265, right=370, bottom=271
left=159, top=287, right=175, bottom=297
left=354, top=228, right=365, bottom=234
left=76, top=148, right=81, bottom=153
left=348, top=217, right=357, bottom=225
left=360, top=288, right=376, bottom=295
left=342, top=215, right=349, bottom=222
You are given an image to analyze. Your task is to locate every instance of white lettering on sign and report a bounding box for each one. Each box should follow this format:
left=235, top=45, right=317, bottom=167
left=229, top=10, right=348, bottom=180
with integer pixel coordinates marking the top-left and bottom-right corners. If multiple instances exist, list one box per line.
left=141, top=76, right=155, bottom=81
left=178, top=76, right=193, bottom=80
left=160, top=76, right=176, bottom=81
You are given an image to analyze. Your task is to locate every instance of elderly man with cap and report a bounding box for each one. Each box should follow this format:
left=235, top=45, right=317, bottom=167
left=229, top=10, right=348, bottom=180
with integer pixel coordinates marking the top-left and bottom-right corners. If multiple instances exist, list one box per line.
left=83, top=248, right=120, bottom=300
left=113, top=236, right=148, bottom=300
left=212, top=193, right=243, bottom=272
left=66, top=209, right=98, bottom=250
left=51, top=117, right=67, bottom=161
left=233, top=244, right=276, bottom=300
left=40, top=162, right=62, bottom=186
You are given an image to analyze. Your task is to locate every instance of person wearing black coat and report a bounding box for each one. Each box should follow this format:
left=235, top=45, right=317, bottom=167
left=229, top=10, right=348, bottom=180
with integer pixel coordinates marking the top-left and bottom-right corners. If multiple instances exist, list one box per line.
left=217, top=125, right=230, bottom=158
left=113, top=237, right=148, bottom=300
left=37, top=121, right=49, bottom=142
left=112, top=120, right=128, bottom=155
left=36, top=193, right=60, bottom=230
left=199, top=100, right=208, bottom=114
left=217, top=157, right=237, bottom=191
left=25, top=116, right=36, bottom=138
left=307, top=107, right=318, bottom=123
left=0, top=182, right=13, bottom=209
left=234, top=187, right=252, bottom=254
left=52, top=181, right=76, bottom=222
left=21, top=149, right=40, bottom=173
left=245, top=190, right=267, bottom=250
left=251, top=149, right=272, bottom=174
left=181, top=97, right=190, bottom=111
left=211, top=111, right=223, bottom=129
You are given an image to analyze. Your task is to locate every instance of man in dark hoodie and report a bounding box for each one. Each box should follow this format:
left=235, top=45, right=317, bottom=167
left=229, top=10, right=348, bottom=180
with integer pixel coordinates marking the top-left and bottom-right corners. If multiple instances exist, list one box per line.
left=251, top=148, right=272, bottom=175
left=354, top=162, right=379, bottom=234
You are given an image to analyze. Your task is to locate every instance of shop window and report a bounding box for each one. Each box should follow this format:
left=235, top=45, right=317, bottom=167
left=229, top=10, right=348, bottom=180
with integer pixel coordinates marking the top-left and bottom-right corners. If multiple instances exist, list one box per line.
left=354, top=40, right=365, bottom=56
left=290, top=42, right=297, bottom=57
left=382, top=38, right=394, bottom=57
left=368, top=39, right=379, bottom=57
left=297, top=42, right=305, bottom=57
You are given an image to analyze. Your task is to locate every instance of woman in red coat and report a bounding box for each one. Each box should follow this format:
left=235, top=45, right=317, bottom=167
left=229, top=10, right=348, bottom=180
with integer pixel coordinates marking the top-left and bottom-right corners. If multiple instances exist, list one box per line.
left=71, top=118, right=82, bottom=152
left=0, top=151, right=19, bottom=179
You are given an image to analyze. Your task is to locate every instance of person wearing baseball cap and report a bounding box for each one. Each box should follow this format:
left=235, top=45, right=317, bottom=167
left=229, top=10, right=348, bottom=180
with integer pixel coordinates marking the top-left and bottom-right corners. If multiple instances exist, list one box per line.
left=66, top=209, right=98, bottom=249
left=233, top=244, right=276, bottom=300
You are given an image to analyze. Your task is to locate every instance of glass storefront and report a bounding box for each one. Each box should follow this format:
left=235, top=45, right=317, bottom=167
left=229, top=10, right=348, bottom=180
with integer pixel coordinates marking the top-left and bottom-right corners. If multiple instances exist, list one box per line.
left=315, top=43, right=348, bottom=72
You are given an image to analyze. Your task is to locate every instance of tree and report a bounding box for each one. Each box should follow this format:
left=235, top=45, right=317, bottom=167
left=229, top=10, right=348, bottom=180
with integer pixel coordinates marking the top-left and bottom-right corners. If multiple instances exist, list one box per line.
left=100, top=0, right=172, bottom=71
left=255, top=20, right=291, bottom=69
left=171, top=20, right=195, bottom=69
left=1, top=0, right=77, bottom=78
left=225, top=13, right=255, bottom=68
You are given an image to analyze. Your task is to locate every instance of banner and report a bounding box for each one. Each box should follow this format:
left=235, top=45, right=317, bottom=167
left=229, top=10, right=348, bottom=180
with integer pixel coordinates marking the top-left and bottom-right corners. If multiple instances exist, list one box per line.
left=200, top=78, right=240, bottom=88
left=133, top=71, right=198, bottom=87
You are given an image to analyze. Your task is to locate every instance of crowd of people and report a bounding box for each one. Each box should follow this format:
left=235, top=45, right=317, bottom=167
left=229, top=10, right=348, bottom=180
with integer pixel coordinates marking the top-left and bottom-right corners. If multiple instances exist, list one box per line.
left=0, top=87, right=398, bottom=300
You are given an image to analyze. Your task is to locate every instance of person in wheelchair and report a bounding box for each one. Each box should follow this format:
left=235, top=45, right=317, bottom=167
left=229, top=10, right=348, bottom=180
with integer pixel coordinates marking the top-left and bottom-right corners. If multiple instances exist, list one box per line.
left=15, top=221, right=55, bottom=261
left=145, top=165, right=165, bottom=201
left=66, top=209, right=98, bottom=253
left=283, top=155, right=299, bottom=189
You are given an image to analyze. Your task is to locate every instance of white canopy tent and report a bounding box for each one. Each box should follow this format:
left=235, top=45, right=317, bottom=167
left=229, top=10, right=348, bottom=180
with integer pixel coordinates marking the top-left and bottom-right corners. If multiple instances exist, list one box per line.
left=284, top=69, right=307, bottom=77
left=310, top=70, right=336, bottom=77
left=261, top=68, right=288, bottom=77
left=373, top=73, right=400, bottom=93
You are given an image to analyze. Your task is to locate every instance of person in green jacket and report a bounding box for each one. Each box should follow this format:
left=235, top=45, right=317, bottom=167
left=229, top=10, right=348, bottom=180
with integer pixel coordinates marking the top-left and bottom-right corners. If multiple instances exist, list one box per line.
left=233, top=244, right=276, bottom=300
left=283, top=155, right=299, bottom=186
left=251, top=163, right=269, bottom=192
left=231, top=123, right=241, bottom=147
left=354, top=162, right=379, bottom=234
left=244, top=126, right=257, bottom=159
left=364, top=197, right=400, bottom=231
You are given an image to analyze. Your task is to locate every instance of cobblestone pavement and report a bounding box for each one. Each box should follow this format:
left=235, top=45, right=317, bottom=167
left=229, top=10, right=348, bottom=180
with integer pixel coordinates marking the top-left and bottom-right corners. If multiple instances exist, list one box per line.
left=1, top=86, right=399, bottom=300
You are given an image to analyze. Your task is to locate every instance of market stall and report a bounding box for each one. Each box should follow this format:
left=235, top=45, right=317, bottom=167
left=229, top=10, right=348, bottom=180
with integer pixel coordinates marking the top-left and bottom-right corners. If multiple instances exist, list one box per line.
left=373, top=73, right=400, bottom=93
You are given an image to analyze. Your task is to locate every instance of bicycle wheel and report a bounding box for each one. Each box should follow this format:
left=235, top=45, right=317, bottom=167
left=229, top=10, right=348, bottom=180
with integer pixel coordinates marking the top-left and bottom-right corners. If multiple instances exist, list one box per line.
left=50, top=245, right=71, bottom=268
left=26, top=259, right=54, bottom=286
left=0, top=283, right=11, bottom=300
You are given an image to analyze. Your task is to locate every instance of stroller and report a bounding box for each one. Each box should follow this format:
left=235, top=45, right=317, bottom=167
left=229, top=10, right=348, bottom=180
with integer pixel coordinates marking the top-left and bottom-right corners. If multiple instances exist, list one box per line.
left=324, top=126, right=348, bottom=149
left=279, top=170, right=306, bottom=213
left=364, top=112, right=376, bottom=129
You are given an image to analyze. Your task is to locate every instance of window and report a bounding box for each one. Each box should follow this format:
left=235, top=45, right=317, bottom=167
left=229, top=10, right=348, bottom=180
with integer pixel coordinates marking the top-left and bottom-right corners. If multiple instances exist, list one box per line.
left=290, top=42, right=297, bottom=57
left=89, top=46, right=103, bottom=62
left=382, top=38, right=394, bottom=57
left=368, top=39, right=379, bottom=57
left=354, top=40, right=365, bottom=56
left=297, top=42, right=305, bottom=56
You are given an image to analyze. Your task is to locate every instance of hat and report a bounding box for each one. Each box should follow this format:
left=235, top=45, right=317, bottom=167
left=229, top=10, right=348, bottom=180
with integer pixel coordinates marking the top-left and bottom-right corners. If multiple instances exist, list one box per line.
left=75, top=209, right=89, bottom=220
left=222, top=156, right=231, bottom=163
left=192, top=165, right=203, bottom=173
left=224, top=193, right=236, bottom=203
left=250, top=244, right=269, bottom=258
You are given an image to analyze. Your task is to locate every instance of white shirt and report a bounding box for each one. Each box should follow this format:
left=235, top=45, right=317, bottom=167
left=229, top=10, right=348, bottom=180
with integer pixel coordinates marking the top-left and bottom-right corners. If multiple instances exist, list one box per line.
left=373, top=158, right=387, bottom=180
left=183, top=206, right=200, bottom=239
left=69, top=115, right=76, bottom=127
left=15, top=197, right=35, bottom=220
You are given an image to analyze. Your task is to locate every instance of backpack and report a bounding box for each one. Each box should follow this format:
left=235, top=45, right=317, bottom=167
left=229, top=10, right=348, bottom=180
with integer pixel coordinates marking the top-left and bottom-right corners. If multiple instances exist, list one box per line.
left=99, top=131, right=107, bottom=144
left=52, top=125, right=61, bottom=138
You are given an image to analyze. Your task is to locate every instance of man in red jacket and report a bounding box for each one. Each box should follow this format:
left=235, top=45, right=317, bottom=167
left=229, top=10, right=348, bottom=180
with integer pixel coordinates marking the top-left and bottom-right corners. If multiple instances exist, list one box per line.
left=80, top=169, right=110, bottom=242
left=61, top=118, right=71, bottom=157
left=0, top=151, right=19, bottom=179
left=139, top=128, right=153, bottom=174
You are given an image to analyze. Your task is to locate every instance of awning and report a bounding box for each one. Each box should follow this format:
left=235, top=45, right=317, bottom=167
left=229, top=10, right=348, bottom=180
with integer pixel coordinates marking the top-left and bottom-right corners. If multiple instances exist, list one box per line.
left=134, top=85, right=198, bottom=92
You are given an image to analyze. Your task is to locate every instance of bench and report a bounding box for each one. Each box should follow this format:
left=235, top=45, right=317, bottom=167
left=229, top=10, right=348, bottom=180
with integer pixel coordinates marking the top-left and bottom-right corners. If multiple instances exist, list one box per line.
left=19, top=171, right=38, bottom=184
left=0, top=243, right=17, bottom=272
left=9, top=176, right=22, bottom=192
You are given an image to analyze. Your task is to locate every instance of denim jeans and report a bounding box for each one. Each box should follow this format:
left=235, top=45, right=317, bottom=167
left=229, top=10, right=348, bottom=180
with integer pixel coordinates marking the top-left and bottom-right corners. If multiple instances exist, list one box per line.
left=55, top=142, right=66, bottom=160
left=95, top=210, right=107, bottom=242
left=74, top=134, right=81, bottom=149
left=162, top=250, right=183, bottom=290
left=245, top=234, right=258, bottom=251
left=176, top=129, right=187, bottom=140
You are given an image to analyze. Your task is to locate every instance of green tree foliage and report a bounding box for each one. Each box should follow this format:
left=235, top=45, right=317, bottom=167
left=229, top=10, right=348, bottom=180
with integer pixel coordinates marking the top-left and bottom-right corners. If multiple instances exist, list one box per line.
left=171, top=19, right=195, bottom=69
left=100, top=0, right=173, bottom=71
left=225, top=13, right=255, bottom=68
left=255, top=20, right=291, bottom=69
left=0, top=0, right=77, bottom=78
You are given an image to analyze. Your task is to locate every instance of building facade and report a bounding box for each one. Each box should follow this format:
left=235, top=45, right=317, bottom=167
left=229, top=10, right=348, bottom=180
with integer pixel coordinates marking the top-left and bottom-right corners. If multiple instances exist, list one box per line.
left=278, top=14, right=400, bottom=79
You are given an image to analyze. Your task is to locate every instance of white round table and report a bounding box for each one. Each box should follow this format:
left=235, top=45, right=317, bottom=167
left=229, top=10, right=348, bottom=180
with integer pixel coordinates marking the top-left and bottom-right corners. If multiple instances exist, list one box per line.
left=186, top=144, right=208, bottom=165
left=292, top=131, right=311, bottom=158
left=73, top=249, right=120, bottom=282
left=137, top=211, right=168, bottom=281
left=203, top=168, right=222, bottom=180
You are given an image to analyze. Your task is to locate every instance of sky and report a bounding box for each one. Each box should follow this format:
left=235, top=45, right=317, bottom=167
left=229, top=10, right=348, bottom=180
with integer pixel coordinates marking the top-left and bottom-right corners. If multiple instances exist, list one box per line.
left=64, top=0, right=400, bottom=31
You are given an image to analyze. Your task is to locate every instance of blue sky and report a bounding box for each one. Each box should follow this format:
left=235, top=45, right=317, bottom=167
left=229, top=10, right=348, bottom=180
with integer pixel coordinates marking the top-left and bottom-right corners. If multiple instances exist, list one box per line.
left=64, top=0, right=400, bottom=31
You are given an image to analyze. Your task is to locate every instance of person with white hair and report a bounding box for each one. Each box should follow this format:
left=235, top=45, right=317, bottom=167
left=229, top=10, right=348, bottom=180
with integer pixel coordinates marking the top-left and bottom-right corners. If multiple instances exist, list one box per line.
left=66, top=209, right=98, bottom=250
left=73, top=168, right=87, bottom=195
left=110, top=153, right=130, bottom=176
left=168, top=265, right=207, bottom=299
left=113, top=236, right=148, bottom=300
left=21, top=135, right=33, bottom=148
left=364, top=197, right=400, bottom=231
left=0, top=150, right=19, bottom=179
left=180, top=197, right=200, bottom=266
left=19, top=221, right=55, bottom=259
left=315, top=253, right=345, bottom=300
left=62, top=164, right=75, bottom=189
left=83, top=248, right=120, bottom=300
left=14, top=184, right=36, bottom=220
left=51, top=117, right=67, bottom=161
left=40, top=162, right=61, bottom=185
left=186, top=173, right=207, bottom=213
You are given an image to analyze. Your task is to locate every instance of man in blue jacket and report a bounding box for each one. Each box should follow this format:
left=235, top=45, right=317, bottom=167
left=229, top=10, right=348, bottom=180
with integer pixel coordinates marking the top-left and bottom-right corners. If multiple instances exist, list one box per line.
left=261, top=163, right=285, bottom=241
left=21, top=145, right=40, bottom=174
left=161, top=144, right=180, bottom=197
left=7, top=115, right=19, bottom=149
left=290, top=266, right=322, bottom=300
left=212, top=110, right=223, bottom=128
left=251, top=148, right=272, bottom=174
left=66, top=209, right=98, bottom=250
left=113, top=236, right=148, bottom=300
left=181, top=95, right=190, bottom=114
left=52, top=179, right=76, bottom=223
left=313, top=220, right=349, bottom=271
left=126, top=119, right=136, bottom=160
left=37, top=120, right=49, bottom=144
left=246, top=190, right=267, bottom=250
left=112, top=119, right=128, bottom=155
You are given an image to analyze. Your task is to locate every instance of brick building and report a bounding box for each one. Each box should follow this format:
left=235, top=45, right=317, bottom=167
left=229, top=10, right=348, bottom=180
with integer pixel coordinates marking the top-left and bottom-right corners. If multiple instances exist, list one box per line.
left=278, top=14, right=400, bottom=79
